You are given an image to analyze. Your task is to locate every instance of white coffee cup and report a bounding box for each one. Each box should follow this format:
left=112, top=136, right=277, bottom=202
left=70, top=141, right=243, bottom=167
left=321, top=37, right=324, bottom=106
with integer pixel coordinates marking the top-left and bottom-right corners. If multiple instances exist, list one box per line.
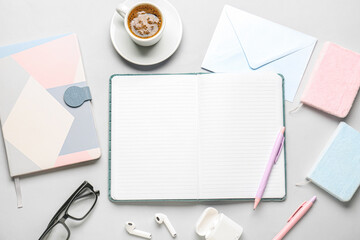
left=116, top=2, right=166, bottom=47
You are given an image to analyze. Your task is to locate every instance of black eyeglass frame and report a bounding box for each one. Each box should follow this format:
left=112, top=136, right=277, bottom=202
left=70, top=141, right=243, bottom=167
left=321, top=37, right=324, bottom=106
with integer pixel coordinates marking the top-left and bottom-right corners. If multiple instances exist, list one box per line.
left=39, top=181, right=100, bottom=240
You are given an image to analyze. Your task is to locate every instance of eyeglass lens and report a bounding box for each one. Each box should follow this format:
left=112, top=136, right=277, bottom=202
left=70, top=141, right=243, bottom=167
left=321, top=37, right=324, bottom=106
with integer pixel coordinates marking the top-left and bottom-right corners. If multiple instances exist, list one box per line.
left=42, top=222, right=69, bottom=240
left=42, top=187, right=97, bottom=240
left=67, top=187, right=97, bottom=219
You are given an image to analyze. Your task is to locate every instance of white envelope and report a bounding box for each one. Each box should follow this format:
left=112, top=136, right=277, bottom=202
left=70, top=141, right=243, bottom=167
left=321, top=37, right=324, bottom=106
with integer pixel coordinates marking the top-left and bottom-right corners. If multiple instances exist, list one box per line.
left=201, top=5, right=317, bottom=102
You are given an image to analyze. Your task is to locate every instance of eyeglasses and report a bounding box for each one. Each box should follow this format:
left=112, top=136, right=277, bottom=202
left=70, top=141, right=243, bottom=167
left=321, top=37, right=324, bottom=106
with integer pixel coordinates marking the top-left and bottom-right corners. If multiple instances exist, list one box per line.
left=39, top=181, right=100, bottom=240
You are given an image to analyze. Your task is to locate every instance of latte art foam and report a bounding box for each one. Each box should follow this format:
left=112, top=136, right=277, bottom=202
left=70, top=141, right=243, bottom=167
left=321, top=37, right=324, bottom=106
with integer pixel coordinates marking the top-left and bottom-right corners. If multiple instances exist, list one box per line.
left=130, top=12, right=160, bottom=38
left=127, top=4, right=162, bottom=39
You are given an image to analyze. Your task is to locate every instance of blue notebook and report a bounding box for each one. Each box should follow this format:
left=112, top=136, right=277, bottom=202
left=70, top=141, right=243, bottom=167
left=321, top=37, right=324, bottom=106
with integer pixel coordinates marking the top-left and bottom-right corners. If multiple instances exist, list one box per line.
left=307, top=122, right=360, bottom=202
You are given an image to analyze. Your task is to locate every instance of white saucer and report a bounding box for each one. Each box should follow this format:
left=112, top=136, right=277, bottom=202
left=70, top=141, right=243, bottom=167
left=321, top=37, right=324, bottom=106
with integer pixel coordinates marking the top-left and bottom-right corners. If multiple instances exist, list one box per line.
left=110, top=0, right=183, bottom=66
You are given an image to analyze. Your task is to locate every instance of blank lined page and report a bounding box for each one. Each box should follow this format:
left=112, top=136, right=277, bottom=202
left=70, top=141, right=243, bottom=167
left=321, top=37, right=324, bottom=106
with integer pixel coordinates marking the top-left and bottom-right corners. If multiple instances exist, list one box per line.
left=110, top=73, right=285, bottom=201
left=110, top=75, right=199, bottom=200
left=198, top=73, right=285, bottom=199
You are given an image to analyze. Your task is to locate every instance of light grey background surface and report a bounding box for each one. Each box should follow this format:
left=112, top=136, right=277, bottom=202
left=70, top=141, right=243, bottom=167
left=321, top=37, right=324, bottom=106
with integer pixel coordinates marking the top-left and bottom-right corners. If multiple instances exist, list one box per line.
left=0, top=0, right=360, bottom=239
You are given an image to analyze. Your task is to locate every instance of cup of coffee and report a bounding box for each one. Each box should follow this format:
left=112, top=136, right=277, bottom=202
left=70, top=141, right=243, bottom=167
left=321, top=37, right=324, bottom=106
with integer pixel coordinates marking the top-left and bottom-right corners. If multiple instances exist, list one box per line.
left=116, top=2, right=165, bottom=47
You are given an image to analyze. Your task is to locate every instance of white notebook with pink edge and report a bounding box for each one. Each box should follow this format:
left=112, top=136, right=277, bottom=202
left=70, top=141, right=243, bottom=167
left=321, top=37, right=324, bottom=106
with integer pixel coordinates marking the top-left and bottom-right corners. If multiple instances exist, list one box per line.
left=109, top=72, right=286, bottom=201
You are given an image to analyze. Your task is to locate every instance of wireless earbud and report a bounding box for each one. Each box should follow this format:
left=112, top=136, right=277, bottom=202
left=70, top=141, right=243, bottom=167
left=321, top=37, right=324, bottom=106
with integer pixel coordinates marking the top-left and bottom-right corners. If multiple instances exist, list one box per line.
left=125, top=221, right=152, bottom=239
left=155, top=213, right=177, bottom=238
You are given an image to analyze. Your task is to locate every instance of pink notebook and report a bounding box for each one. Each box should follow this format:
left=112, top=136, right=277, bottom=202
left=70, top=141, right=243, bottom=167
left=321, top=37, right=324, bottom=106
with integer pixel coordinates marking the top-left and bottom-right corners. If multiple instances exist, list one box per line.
left=301, top=42, right=360, bottom=118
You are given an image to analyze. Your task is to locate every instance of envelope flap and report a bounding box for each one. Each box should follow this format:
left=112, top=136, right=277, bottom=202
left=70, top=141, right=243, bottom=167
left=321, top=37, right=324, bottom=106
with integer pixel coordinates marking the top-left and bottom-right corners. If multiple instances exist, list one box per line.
left=225, top=5, right=316, bottom=69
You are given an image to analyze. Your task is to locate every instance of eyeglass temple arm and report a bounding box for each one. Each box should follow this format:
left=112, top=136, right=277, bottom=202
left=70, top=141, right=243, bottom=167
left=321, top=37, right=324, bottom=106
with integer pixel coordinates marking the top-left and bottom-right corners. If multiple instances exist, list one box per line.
left=75, top=190, right=100, bottom=200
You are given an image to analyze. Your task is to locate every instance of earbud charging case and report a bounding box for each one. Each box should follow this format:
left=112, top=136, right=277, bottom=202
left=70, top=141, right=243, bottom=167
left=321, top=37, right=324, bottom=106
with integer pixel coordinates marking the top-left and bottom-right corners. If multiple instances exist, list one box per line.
left=195, top=207, right=243, bottom=240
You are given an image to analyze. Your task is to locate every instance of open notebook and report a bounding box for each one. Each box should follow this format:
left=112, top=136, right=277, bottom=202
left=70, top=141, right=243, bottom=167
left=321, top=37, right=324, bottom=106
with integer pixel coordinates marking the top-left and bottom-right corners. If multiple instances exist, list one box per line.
left=109, top=72, right=286, bottom=201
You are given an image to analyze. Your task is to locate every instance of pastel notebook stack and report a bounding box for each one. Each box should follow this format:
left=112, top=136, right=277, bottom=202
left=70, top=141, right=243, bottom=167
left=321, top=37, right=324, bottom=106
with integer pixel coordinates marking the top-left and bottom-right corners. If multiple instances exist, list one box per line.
left=307, top=122, right=360, bottom=202
left=109, top=72, right=286, bottom=201
left=0, top=34, right=101, bottom=179
left=301, top=42, right=360, bottom=118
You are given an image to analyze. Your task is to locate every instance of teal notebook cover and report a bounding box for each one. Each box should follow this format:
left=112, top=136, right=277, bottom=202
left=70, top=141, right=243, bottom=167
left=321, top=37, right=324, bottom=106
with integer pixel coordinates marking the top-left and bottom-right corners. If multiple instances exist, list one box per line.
left=307, top=122, right=360, bottom=202
left=109, top=73, right=286, bottom=202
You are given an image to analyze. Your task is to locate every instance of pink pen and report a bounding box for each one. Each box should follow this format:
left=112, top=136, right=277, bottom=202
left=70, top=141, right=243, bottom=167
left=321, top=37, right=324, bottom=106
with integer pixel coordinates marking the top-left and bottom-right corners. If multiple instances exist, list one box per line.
left=272, top=196, right=317, bottom=240
left=253, top=127, right=285, bottom=209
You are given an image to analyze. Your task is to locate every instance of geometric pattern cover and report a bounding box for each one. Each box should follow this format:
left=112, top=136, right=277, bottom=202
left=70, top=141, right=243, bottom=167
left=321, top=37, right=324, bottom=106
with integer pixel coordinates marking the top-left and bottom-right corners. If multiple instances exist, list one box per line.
left=0, top=34, right=101, bottom=177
